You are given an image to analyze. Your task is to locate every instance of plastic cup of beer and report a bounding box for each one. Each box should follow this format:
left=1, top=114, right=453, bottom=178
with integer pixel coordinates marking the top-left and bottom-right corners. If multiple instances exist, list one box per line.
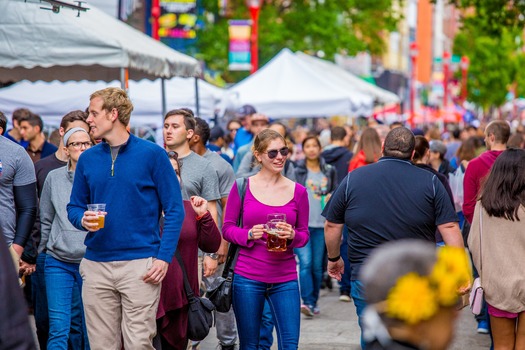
left=265, top=213, right=287, bottom=252
left=87, top=203, right=106, bottom=229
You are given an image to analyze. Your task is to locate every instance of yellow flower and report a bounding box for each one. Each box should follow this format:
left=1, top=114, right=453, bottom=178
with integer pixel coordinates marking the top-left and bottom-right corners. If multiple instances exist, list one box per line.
left=382, top=247, right=472, bottom=325
left=441, top=247, right=471, bottom=279
left=386, top=272, right=439, bottom=325
left=435, top=276, right=460, bottom=306
left=430, top=247, right=472, bottom=305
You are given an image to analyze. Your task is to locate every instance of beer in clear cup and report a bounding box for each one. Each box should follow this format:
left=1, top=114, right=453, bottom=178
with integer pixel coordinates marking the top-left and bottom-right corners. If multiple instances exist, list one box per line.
left=87, top=203, right=106, bottom=229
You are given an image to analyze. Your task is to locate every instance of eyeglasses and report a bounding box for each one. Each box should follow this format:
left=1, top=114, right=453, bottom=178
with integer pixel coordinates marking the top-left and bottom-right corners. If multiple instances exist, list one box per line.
left=228, top=127, right=240, bottom=132
left=67, top=141, right=92, bottom=149
left=167, top=151, right=178, bottom=160
left=265, top=147, right=289, bottom=159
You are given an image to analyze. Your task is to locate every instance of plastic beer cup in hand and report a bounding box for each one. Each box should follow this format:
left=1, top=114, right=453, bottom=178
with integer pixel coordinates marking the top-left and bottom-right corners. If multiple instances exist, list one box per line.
left=265, top=213, right=287, bottom=252
left=87, top=203, right=106, bottom=229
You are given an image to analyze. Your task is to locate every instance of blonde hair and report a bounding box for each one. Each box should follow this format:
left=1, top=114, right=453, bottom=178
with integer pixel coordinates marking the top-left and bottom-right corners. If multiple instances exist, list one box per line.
left=252, top=129, right=286, bottom=166
left=90, top=88, right=133, bottom=126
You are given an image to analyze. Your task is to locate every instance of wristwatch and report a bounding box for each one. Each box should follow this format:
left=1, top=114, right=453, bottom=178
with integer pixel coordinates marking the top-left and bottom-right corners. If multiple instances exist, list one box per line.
left=205, top=253, right=219, bottom=260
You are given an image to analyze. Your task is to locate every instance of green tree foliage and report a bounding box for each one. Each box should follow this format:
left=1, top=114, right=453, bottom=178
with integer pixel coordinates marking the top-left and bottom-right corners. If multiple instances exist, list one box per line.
left=445, top=0, right=525, bottom=111
left=515, top=53, right=525, bottom=98
left=446, top=0, right=525, bottom=36
left=196, top=0, right=403, bottom=82
left=453, top=24, right=518, bottom=110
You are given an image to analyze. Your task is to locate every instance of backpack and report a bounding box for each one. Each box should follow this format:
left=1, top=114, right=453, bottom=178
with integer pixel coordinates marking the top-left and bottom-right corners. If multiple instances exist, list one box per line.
left=448, top=163, right=466, bottom=212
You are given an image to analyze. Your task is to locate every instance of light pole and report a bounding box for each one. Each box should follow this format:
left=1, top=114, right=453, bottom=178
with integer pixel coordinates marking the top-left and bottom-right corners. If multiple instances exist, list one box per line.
left=442, top=51, right=451, bottom=108
left=460, top=56, right=470, bottom=104
left=152, top=0, right=160, bottom=40
left=409, top=42, right=418, bottom=128
left=247, top=0, right=262, bottom=74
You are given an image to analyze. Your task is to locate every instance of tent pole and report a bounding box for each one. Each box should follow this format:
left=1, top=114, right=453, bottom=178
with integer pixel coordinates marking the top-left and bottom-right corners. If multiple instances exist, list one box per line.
left=195, top=77, right=200, bottom=117
left=120, top=68, right=125, bottom=89
left=161, top=78, right=167, bottom=118
left=120, top=67, right=129, bottom=92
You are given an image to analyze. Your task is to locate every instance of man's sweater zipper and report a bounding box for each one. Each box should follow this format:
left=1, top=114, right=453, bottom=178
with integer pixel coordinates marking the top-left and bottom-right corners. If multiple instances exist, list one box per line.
left=111, top=151, right=119, bottom=176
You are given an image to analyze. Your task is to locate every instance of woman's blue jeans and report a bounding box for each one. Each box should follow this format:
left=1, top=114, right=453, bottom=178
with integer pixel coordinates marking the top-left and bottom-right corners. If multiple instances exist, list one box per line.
left=294, top=227, right=325, bottom=307
left=45, top=255, right=89, bottom=350
left=233, top=273, right=300, bottom=350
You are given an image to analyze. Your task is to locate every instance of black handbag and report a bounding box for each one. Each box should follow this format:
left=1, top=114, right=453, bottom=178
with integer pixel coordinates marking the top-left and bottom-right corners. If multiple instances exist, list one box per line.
left=175, top=250, right=215, bottom=341
left=206, top=178, right=247, bottom=313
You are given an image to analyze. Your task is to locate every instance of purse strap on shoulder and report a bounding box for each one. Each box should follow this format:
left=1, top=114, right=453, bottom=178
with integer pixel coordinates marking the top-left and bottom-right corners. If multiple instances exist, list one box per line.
left=479, top=207, right=483, bottom=280
left=221, top=177, right=247, bottom=278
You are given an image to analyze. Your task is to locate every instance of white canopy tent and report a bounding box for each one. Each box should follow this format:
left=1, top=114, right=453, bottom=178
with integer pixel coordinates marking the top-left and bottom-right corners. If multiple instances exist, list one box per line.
left=295, top=52, right=400, bottom=105
left=0, top=0, right=200, bottom=82
left=222, top=49, right=373, bottom=119
left=0, top=78, right=224, bottom=128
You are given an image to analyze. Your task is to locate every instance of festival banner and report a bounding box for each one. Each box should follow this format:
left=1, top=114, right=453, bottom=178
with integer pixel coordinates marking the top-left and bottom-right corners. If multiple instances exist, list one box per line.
left=158, top=0, right=197, bottom=39
left=228, top=20, right=251, bottom=71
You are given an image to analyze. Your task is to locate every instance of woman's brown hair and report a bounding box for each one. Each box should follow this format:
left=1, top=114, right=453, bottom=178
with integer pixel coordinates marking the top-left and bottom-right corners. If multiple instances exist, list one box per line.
left=412, top=135, right=429, bottom=162
left=353, top=127, right=382, bottom=164
left=456, top=136, right=480, bottom=163
left=480, top=148, right=525, bottom=221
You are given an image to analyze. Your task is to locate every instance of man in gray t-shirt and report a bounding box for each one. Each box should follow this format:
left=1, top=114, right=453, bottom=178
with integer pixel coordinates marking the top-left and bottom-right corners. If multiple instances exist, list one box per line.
left=205, top=149, right=235, bottom=199
left=163, top=109, right=221, bottom=204
left=178, top=151, right=221, bottom=201
left=0, top=135, right=38, bottom=272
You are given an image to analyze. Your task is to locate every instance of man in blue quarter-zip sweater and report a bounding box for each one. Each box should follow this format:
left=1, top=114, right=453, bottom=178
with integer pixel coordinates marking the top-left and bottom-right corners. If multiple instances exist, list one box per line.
left=67, top=88, right=184, bottom=350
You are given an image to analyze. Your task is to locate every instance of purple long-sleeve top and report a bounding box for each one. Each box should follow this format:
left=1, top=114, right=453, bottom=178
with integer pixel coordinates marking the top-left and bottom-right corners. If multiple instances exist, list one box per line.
left=223, top=179, right=310, bottom=283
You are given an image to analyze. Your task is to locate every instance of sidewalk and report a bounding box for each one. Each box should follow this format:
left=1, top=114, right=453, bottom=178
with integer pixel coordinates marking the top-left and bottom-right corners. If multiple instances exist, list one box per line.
left=29, top=285, right=491, bottom=349
left=199, top=286, right=492, bottom=350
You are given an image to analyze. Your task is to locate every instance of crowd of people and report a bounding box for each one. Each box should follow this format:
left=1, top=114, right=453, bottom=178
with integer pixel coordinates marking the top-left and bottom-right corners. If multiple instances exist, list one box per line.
left=1, top=88, right=524, bottom=350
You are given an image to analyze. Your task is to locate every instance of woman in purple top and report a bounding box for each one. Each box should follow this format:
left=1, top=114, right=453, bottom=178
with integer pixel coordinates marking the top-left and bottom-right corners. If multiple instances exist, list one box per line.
left=223, top=129, right=310, bottom=350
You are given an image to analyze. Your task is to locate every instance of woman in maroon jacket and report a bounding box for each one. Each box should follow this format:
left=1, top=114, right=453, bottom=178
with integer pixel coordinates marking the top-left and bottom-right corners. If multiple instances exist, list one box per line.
left=156, top=151, right=222, bottom=350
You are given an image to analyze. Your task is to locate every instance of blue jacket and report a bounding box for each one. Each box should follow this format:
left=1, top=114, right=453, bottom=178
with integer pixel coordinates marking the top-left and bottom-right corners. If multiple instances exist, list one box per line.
left=67, top=134, right=184, bottom=263
left=233, top=127, right=253, bottom=154
left=321, top=145, right=352, bottom=184
left=41, top=141, right=58, bottom=159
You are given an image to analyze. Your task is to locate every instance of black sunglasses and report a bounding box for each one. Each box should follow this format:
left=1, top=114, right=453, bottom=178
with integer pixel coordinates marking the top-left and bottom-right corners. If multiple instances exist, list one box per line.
left=266, top=147, right=289, bottom=159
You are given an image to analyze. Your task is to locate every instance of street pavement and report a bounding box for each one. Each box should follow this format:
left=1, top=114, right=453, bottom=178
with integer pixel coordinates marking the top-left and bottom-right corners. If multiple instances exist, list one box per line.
left=29, top=282, right=492, bottom=349
left=199, top=284, right=492, bottom=350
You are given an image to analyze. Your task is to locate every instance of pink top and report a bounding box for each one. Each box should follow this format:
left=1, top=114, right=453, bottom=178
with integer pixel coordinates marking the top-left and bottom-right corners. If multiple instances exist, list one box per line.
left=223, top=179, right=310, bottom=283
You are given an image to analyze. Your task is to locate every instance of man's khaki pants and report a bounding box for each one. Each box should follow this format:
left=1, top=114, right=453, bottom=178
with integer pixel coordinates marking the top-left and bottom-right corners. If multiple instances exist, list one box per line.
left=80, top=258, right=161, bottom=350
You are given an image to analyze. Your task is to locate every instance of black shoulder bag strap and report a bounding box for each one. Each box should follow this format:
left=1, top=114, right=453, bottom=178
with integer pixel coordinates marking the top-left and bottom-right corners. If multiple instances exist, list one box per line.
left=174, top=249, right=197, bottom=302
left=221, top=177, right=247, bottom=278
